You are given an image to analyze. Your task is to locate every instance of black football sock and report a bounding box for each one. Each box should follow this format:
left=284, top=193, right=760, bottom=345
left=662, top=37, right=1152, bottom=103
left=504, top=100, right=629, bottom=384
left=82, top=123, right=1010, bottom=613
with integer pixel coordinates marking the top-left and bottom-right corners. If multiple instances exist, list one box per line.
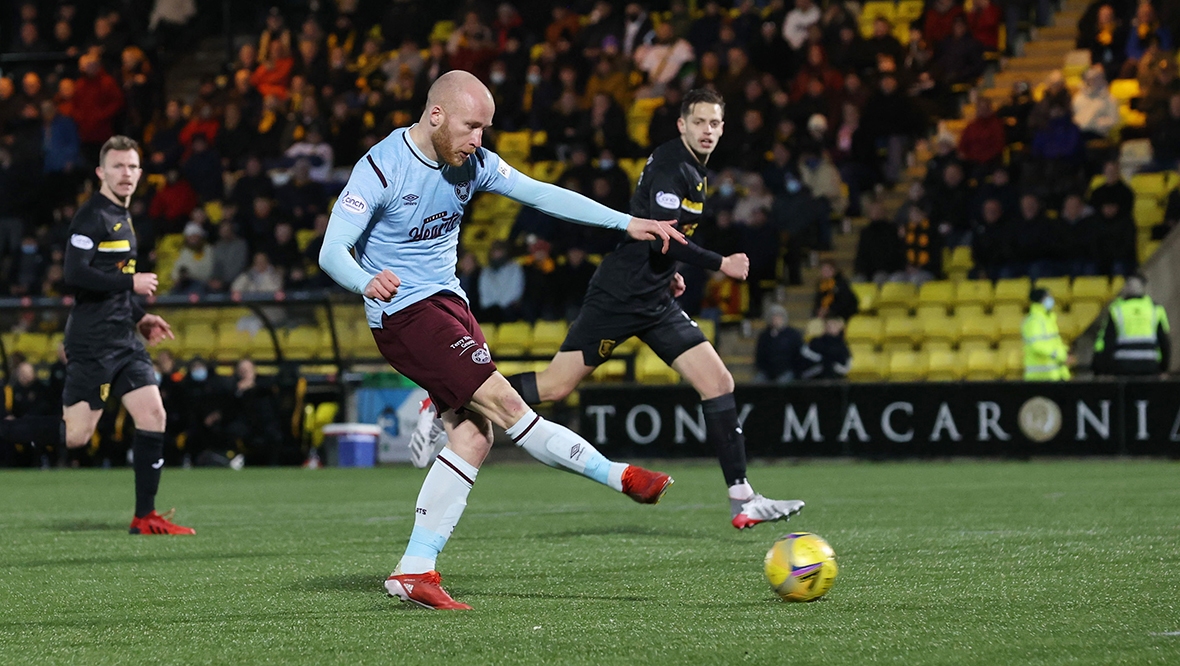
left=132, top=430, right=165, bottom=518
left=507, top=372, right=541, bottom=404
left=703, top=392, right=749, bottom=495
left=0, top=416, right=64, bottom=452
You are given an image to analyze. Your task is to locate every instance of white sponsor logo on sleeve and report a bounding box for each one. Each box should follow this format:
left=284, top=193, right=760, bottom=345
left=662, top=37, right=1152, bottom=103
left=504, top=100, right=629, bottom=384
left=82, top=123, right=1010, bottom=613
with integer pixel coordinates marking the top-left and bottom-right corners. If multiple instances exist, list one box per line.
left=340, top=191, right=368, bottom=214
left=497, top=161, right=512, bottom=179
left=655, top=191, right=680, bottom=210
left=70, top=234, right=95, bottom=250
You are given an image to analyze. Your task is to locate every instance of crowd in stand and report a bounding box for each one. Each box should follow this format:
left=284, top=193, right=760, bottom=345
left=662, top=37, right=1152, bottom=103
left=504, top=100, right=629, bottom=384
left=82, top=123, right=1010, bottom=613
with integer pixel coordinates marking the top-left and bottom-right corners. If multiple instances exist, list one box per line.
left=2, top=0, right=1180, bottom=384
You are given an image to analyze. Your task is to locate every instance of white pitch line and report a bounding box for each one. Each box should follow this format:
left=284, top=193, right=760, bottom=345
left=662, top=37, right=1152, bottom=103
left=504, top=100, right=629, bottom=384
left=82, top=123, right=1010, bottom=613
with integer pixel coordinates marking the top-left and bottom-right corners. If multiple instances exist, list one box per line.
left=1149, top=631, right=1180, bottom=636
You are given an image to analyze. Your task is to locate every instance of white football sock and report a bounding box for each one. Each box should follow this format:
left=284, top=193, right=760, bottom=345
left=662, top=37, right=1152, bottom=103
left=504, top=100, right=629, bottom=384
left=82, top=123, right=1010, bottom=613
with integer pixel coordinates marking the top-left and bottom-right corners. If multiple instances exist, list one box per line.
left=395, top=449, right=478, bottom=575
left=507, top=409, right=626, bottom=492
left=728, top=480, right=755, bottom=501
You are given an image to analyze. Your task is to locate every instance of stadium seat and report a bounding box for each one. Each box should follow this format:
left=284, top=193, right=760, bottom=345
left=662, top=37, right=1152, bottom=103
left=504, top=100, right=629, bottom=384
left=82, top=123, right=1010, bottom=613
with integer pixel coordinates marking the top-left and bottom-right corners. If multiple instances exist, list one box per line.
left=926, top=350, right=964, bottom=381
left=954, top=280, right=994, bottom=309
left=495, top=322, right=532, bottom=356
left=992, top=302, right=1025, bottom=320
left=1071, top=276, right=1110, bottom=305
left=217, top=327, right=278, bottom=362
left=1130, top=172, right=1169, bottom=198
left=845, top=316, right=883, bottom=346
left=1002, top=346, right=1024, bottom=379
left=1109, top=78, right=1141, bottom=102
left=1134, top=198, right=1165, bottom=227
left=1034, top=277, right=1072, bottom=305
left=1110, top=275, right=1125, bottom=299
left=960, top=316, right=1000, bottom=345
left=804, top=317, right=825, bottom=341
left=876, top=282, right=916, bottom=315
left=848, top=350, right=887, bottom=382
left=883, top=317, right=921, bottom=352
left=945, top=247, right=974, bottom=278
left=851, top=282, right=878, bottom=313
left=1055, top=313, right=1081, bottom=341
left=530, top=320, right=567, bottom=357
left=617, top=157, right=647, bottom=185
left=479, top=322, right=498, bottom=349
left=1070, top=301, right=1103, bottom=328
left=994, top=278, right=1032, bottom=307
left=997, top=311, right=1024, bottom=340
left=13, top=333, right=51, bottom=363
left=495, top=360, right=534, bottom=377
left=496, top=131, right=532, bottom=161
left=182, top=322, right=218, bottom=359
left=848, top=342, right=877, bottom=360
left=695, top=317, right=716, bottom=344
left=921, top=316, right=961, bottom=346
left=636, top=347, right=679, bottom=384
left=897, top=0, right=925, bottom=21
left=965, top=349, right=1004, bottom=380
left=590, top=359, right=628, bottom=381
left=862, top=1, right=895, bottom=20
left=917, top=280, right=955, bottom=312
left=889, top=351, right=926, bottom=381
left=528, top=161, right=564, bottom=183
left=284, top=326, right=324, bottom=360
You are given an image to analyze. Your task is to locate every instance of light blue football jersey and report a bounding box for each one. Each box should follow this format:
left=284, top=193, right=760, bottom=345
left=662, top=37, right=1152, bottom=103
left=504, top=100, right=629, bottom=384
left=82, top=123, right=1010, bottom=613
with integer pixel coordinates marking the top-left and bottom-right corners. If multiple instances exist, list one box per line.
left=330, top=126, right=521, bottom=327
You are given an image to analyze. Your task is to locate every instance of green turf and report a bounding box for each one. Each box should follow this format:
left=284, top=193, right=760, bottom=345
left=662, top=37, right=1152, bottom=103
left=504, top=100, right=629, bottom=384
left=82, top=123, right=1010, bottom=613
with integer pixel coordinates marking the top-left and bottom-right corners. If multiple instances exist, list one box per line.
left=2, top=460, right=1179, bottom=665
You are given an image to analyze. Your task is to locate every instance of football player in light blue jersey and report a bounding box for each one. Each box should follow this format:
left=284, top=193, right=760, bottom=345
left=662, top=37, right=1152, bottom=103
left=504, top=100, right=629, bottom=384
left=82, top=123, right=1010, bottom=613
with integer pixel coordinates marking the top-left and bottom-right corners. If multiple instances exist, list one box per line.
left=319, top=71, right=681, bottom=610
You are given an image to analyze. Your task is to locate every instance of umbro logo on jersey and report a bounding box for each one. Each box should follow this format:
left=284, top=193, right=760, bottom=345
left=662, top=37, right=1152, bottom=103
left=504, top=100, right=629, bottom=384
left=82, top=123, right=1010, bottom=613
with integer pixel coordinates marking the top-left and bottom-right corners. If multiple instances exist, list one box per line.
left=402, top=194, right=419, bottom=206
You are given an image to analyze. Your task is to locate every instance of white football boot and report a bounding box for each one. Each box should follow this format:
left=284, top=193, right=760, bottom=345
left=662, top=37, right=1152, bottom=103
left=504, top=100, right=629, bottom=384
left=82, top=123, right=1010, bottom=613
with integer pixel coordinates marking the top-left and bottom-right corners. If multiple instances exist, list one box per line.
left=408, top=398, right=447, bottom=469
left=732, top=495, right=805, bottom=529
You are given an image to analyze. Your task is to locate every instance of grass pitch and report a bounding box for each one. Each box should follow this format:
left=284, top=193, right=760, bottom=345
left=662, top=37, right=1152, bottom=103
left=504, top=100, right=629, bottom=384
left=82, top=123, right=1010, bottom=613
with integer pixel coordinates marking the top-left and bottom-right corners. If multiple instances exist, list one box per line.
left=1, top=459, right=1178, bottom=665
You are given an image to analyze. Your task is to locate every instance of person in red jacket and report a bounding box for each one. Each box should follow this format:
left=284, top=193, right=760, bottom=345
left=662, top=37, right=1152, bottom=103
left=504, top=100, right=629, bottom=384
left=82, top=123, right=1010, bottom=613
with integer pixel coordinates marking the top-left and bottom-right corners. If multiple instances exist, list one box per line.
left=923, top=0, right=965, bottom=46
left=967, top=0, right=1002, bottom=52
left=958, top=97, right=1006, bottom=175
left=250, top=41, right=294, bottom=100
left=178, top=102, right=221, bottom=156
left=70, top=54, right=124, bottom=161
left=148, top=168, right=198, bottom=232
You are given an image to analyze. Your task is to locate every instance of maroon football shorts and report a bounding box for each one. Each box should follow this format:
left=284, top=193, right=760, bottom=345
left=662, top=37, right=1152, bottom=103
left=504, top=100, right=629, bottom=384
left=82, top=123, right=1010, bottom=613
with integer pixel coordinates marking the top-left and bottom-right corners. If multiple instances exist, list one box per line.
left=370, top=292, right=497, bottom=413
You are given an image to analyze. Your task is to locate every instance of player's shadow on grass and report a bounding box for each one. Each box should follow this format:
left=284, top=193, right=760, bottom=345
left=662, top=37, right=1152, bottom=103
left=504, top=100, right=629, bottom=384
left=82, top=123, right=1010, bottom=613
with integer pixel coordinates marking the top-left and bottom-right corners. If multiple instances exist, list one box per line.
left=47, top=520, right=124, bottom=532
left=297, top=573, right=386, bottom=594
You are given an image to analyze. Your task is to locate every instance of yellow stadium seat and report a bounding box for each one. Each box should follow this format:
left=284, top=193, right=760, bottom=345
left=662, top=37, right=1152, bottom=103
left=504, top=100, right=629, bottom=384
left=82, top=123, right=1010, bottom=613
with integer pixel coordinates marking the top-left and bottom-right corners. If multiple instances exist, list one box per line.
left=922, top=339, right=954, bottom=354
left=1070, top=301, right=1103, bottom=328
left=851, top=282, right=878, bottom=313
left=848, top=350, right=887, bottom=382
left=636, top=347, right=679, bottom=384
left=960, top=316, right=1000, bottom=345
left=897, top=0, right=924, bottom=20
left=922, top=316, right=961, bottom=345
left=992, top=302, right=1025, bottom=320
left=13, top=333, right=51, bottom=363
left=1109, top=78, right=1141, bottom=102
left=965, top=349, right=1004, bottom=380
left=918, top=280, right=955, bottom=310
left=183, top=322, right=218, bottom=359
left=590, top=359, right=628, bottom=381
left=530, top=320, right=568, bottom=357
left=1134, top=199, right=1165, bottom=227
left=955, top=280, right=994, bottom=308
left=284, top=326, right=324, bottom=360
left=927, top=350, right=964, bottom=381
left=916, top=303, right=949, bottom=319
left=1070, top=276, right=1108, bottom=305
left=615, top=337, right=642, bottom=356
left=496, top=131, right=532, bottom=159
left=1055, top=313, right=1081, bottom=342
left=1034, top=277, right=1072, bottom=305
left=845, top=316, right=883, bottom=346
left=1109, top=275, right=1125, bottom=299
left=693, top=316, right=712, bottom=342
left=528, top=161, right=564, bottom=183
left=994, top=278, right=1032, bottom=307
left=479, top=322, right=498, bottom=349
left=877, top=282, right=917, bottom=312
left=955, top=303, right=987, bottom=321
left=863, top=1, right=895, bottom=20
left=803, top=317, right=825, bottom=341
left=217, top=327, right=278, bottom=362
left=495, top=360, right=534, bottom=377
left=617, top=157, right=647, bottom=185
left=889, top=351, right=926, bottom=381
left=947, top=246, right=974, bottom=271
left=1130, top=172, right=1169, bottom=198
left=997, top=312, right=1024, bottom=340
left=848, top=342, right=877, bottom=360
left=883, top=317, right=921, bottom=352
left=495, top=322, right=532, bottom=356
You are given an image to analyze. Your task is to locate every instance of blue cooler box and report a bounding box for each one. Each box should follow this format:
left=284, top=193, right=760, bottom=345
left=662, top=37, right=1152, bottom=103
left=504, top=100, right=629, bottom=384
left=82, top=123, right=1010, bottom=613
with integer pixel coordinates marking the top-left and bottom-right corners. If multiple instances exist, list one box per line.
left=322, top=424, right=381, bottom=467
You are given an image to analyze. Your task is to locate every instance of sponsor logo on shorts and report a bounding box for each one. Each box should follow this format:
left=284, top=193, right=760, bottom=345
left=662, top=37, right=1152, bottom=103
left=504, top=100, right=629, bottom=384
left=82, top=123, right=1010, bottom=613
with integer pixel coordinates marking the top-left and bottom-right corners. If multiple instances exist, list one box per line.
left=340, top=190, right=367, bottom=214
left=472, top=346, right=491, bottom=364
left=451, top=335, right=477, bottom=355
left=598, top=339, right=617, bottom=358
left=99, top=383, right=110, bottom=402
left=454, top=180, right=471, bottom=202
left=402, top=194, right=419, bottom=206
left=416, top=507, right=427, bottom=515
left=655, top=191, right=680, bottom=210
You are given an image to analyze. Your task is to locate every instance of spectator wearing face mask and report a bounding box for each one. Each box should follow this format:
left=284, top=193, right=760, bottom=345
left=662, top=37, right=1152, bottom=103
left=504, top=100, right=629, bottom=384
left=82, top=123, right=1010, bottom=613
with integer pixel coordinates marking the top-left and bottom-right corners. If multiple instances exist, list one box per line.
left=178, top=357, right=232, bottom=465
left=9, top=236, right=44, bottom=296
left=478, top=240, right=525, bottom=324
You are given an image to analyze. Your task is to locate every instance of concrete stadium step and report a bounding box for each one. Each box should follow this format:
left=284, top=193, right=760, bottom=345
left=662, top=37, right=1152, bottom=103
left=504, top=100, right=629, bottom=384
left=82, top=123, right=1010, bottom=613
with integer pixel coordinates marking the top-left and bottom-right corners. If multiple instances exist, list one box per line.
left=165, top=36, right=231, bottom=101
left=1031, top=25, right=1077, bottom=41
left=1022, top=39, right=1076, bottom=56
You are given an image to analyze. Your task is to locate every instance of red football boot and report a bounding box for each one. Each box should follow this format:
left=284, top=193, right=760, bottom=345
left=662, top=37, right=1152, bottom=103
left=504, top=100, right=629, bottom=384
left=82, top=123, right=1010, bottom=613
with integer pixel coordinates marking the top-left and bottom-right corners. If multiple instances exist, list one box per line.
left=129, top=509, right=196, bottom=535
left=385, top=571, right=472, bottom=610
left=621, top=466, right=674, bottom=504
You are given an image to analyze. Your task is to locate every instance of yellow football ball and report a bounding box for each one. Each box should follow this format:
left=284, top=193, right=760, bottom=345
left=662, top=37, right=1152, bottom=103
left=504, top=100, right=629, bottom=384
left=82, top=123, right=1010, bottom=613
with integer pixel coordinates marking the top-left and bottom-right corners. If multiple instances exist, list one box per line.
left=764, top=532, right=838, bottom=602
